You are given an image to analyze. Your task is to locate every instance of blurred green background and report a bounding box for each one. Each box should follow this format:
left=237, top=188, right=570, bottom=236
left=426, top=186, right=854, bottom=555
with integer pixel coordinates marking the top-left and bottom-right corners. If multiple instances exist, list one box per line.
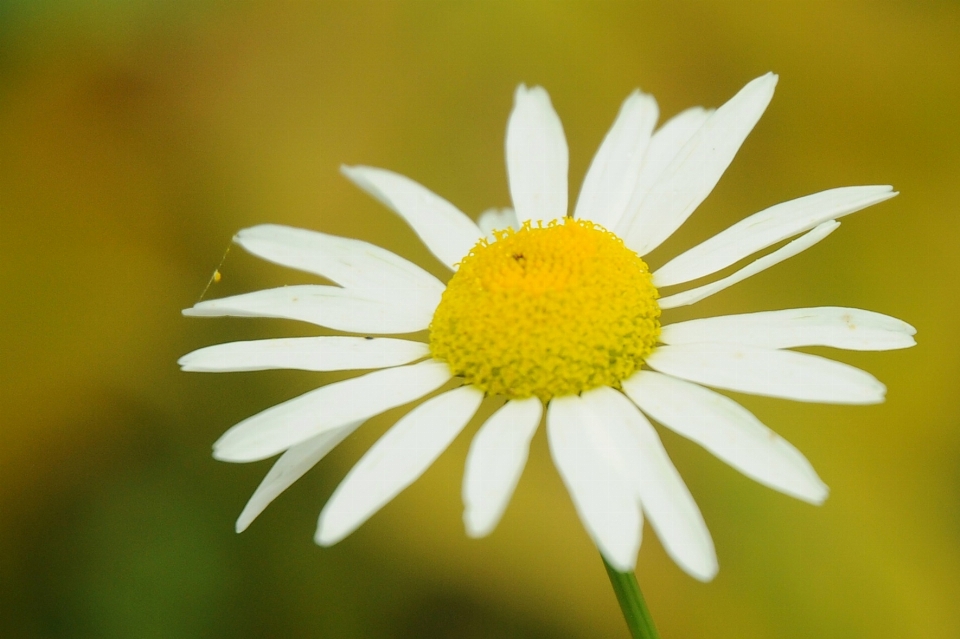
left=2, top=1, right=958, bottom=637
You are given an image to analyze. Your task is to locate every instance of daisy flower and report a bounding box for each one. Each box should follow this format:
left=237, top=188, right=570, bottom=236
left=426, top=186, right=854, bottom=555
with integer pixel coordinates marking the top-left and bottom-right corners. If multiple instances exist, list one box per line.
left=180, top=73, right=914, bottom=579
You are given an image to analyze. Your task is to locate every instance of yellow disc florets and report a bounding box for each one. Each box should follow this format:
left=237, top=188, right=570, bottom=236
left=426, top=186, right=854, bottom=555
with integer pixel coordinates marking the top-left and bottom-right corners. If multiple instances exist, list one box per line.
left=429, top=218, right=661, bottom=401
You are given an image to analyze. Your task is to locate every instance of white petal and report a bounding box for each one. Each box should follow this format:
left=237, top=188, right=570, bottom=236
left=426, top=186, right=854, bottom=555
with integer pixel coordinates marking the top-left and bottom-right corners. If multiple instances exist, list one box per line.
left=316, top=385, right=484, bottom=546
left=614, top=107, right=712, bottom=240
left=234, top=224, right=445, bottom=296
left=546, top=396, right=642, bottom=572
left=182, top=285, right=435, bottom=334
left=626, top=107, right=713, bottom=215
left=595, top=392, right=718, bottom=582
left=660, top=307, right=917, bottom=351
left=341, top=165, right=483, bottom=270
left=646, top=343, right=886, bottom=404
left=477, top=208, right=519, bottom=240
left=506, top=85, right=569, bottom=225
left=576, top=387, right=646, bottom=500
left=235, top=420, right=364, bottom=533
left=621, top=73, right=779, bottom=256
left=462, top=398, right=542, bottom=538
left=213, top=360, right=452, bottom=462
left=654, top=186, right=897, bottom=286
left=623, top=371, right=828, bottom=504
left=574, top=90, right=658, bottom=229
left=658, top=221, right=839, bottom=309
left=179, top=336, right=430, bottom=373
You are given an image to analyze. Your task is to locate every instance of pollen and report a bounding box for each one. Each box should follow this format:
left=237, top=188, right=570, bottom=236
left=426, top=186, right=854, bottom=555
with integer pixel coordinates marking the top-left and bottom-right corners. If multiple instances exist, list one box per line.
left=429, top=218, right=661, bottom=401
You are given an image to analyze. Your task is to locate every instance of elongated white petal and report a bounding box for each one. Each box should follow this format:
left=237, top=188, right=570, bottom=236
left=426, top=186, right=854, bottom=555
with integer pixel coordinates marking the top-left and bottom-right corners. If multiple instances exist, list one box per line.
left=235, top=420, right=365, bottom=532
left=660, top=307, right=917, bottom=351
left=615, top=107, right=712, bottom=240
left=621, top=73, right=778, bottom=256
left=547, top=396, right=642, bottom=572
left=179, top=336, right=430, bottom=373
left=316, top=386, right=484, bottom=545
left=658, top=221, right=839, bottom=309
left=462, top=398, right=542, bottom=538
left=341, top=165, right=483, bottom=270
left=182, top=285, right=435, bottom=334
left=574, top=90, right=658, bottom=229
left=646, top=343, right=886, bottom=404
left=234, top=224, right=445, bottom=296
left=592, top=390, right=717, bottom=581
left=623, top=372, right=828, bottom=504
left=626, top=107, right=713, bottom=214
left=654, top=186, right=897, bottom=286
left=576, top=387, right=646, bottom=500
left=213, top=360, right=452, bottom=462
left=506, top=85, right=569, bottom=224
left=477, top=208, right=519, bottom=239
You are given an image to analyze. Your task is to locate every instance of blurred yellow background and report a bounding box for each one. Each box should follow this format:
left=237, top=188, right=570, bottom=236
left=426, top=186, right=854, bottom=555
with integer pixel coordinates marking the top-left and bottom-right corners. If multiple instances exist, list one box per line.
left=2, top=1, right=958, bottom=637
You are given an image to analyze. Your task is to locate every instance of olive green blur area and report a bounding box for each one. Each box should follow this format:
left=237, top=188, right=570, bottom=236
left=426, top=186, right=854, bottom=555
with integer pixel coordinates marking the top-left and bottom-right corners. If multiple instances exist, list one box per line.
left=1, top=1, right=957, bottom=637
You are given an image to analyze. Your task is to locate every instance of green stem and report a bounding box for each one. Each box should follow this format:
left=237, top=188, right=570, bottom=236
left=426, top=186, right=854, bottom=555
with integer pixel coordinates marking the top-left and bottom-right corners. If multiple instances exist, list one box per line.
left=602, top=556, right=661, bottom=639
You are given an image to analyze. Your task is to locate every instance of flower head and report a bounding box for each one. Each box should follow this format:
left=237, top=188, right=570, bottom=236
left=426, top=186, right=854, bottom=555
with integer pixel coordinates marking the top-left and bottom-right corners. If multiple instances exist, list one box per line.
left=180, top=73, right=914, bottom=579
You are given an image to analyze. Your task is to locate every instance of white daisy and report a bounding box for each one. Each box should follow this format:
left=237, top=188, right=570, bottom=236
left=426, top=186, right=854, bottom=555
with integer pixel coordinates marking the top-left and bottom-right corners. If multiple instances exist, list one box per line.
left=180, top=73, right=915, bottom=580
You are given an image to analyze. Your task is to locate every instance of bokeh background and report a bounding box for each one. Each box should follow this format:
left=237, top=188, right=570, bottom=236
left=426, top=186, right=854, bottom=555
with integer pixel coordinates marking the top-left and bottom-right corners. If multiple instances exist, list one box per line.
left=2, top=1, right=959, bottom=637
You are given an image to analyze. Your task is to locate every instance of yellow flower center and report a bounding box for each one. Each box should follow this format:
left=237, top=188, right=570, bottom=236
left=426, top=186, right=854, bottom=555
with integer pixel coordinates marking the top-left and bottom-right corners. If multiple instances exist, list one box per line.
left=429, top=218, right=661, bottom=401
